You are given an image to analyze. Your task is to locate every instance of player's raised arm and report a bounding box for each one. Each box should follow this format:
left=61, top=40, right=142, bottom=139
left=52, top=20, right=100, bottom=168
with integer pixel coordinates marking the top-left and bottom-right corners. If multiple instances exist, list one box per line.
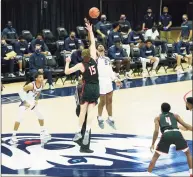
left=85, top=23, right=97, bottom=60
left=65, top=57, right=84, bottom=75
left=175, top=114, right=193, bottom=131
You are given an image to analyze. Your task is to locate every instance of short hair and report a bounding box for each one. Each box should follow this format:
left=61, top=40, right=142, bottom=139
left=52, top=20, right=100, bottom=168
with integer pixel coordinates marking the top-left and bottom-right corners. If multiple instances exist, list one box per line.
left=183, top=14, right=188, bottom=18
left=147, top=7, right=152, bottom=11
left=187, top=97, right=193, bottom=105
left=161, top=103, right=171, bottom=113
left=34, top=72, right=44, bottom=79
left=112, top=22, right=120, bottom=29
left=18, top=35, right=25, bottom=40
left=134, top=25, right=141, bottom=32
left=145, top=39, right=152, bottom=44
left=163, top=6, right=168, bottom=10
left=81, top=49, right=90, bottom=58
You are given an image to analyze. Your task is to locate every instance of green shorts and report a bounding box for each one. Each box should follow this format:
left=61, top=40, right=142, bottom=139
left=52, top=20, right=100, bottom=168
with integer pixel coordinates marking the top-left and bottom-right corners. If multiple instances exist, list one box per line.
left=156, top=130, right=188, bottom=154
left=80, top=83, right=99, bottom=105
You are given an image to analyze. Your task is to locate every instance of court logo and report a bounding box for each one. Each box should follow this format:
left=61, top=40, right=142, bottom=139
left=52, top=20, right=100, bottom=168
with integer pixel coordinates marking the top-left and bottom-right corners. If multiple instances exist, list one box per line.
left=1, top=134, right=191, bottom=176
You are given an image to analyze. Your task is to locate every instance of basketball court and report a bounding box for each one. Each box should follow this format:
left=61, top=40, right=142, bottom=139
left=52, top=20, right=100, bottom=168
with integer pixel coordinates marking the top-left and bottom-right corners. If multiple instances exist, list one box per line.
left=1, top=71, right=193, bottom=177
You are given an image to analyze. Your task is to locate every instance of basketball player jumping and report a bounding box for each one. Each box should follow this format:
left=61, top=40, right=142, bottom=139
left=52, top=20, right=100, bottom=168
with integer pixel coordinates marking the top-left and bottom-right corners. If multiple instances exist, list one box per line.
left=65, top=23, right=99, bottom=146
left=148, top=103, right=192, bottom=177
left=97, top=44, right=122, bottom=130
left=9, top=72, right=51, bottom=144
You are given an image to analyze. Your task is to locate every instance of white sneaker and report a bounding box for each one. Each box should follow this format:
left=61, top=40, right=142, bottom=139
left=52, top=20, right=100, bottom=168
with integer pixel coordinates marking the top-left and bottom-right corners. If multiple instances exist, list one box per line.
left=49, top=85, right=55, bottom=90
left=40, top=130, right=51, bottom=142
left=150, top=70, right=158, bottom=77
left=187, top=65, right=192, bottom=73
left=73, top=132, right=82, bottom=142
left=8, top=73, right=16, bottom=78
left=9, top=136, right=18, bottom=145
left=19, top=71, right=25, bottom=76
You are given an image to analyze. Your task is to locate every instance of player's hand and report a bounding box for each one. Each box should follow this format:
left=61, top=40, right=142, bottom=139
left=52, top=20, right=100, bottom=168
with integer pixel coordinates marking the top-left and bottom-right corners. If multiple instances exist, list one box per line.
left=66, top=57, right=71, bottom=63
left=85, top=23, right=93, bottom=32
left=84, top=18, right=89, bottom=24
left=150, top=144, right=154, bottom=153
left=179, top=126, right=188, bottom=131
left=116, top=80, right=122, bottom=87
left=101, top=34, right=106, bottom=39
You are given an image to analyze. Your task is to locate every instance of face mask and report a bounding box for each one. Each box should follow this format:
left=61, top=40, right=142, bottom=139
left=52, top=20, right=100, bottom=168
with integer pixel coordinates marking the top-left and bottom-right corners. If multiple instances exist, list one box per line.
left=35, top=49, right=41, bottom=54
left=163, top=12, right=168, bottom=15
left=183, top=18, right=187, bottom=22
left=71, top=35, right=75, bottom=39
left=101, top=17, right=107, bottom=22
left=8, top=24, right=12, bottom=28
left=147, top=12, right=152, bottom=15
left=121, top=17, right=126, bottom=20
left=152, top=28, right=156, bottom=32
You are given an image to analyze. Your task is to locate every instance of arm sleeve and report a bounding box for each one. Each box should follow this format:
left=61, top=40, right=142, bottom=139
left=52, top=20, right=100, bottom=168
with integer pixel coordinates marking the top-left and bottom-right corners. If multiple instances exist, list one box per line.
left=140, top=48, right=146, bottom=58
left=13, top=42, right=21, bottom=55
left=64, top=38, right=71, bottom=51
left=108, top=32, right=113, bottom=47
left=29, top=55, right=36, bottom=69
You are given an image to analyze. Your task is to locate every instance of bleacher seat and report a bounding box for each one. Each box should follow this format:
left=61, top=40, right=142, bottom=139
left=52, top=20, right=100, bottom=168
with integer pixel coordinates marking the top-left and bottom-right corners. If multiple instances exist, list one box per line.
left=42, top=29, right=57, bottom=55
left=22, top=30, right=33, bottom=43
left=57, top=27, right=68, bottom=40
left=76, top=26, right=89, bottom=48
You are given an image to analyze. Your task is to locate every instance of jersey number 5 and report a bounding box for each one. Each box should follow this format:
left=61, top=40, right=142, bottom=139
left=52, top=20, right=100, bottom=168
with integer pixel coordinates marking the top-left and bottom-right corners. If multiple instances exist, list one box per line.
left=89, top=65, right=96, bottom=75
left=165, top=117, right=172, bottom=125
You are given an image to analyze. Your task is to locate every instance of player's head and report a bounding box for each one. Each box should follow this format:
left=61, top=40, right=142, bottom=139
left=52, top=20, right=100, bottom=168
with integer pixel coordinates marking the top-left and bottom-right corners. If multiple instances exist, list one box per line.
left=81, top=49, right=90, bottom=62
left=182, top=14, right=188, bottom=21
left=35, top=72, right=44, bottom=83
left=112, top=22, right=120, bottom=31
left=161, top=103, right=171, bottom=113
left=186, top=97, right=193, bottom=111
left=97, top=43, right=105, bottom=52
left=145, top=39, right=153, bottom=48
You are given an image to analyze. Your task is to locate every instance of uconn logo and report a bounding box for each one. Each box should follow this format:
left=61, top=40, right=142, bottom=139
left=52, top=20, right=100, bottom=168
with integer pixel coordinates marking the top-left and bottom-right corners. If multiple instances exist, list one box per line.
left=1, top=134, right=191, bottom=176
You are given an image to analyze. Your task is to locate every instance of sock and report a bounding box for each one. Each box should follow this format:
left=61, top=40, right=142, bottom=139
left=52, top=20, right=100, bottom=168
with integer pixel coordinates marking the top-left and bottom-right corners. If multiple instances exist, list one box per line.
left=98, top=116, right=103, bottom=121
left=77, top=126, right=82, bottom=133
left=108, top=116, right=113, bottom=121
left=12, top=131, right=17, bottom=136
left=86, top=125, right=90, bottom=132
left=189, top=169, right=192, bottom=175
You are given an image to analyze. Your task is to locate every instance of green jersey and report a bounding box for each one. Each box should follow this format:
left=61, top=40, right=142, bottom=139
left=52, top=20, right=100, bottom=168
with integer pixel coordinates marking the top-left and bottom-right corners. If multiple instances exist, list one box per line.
left=159, top=112, right=179, bottom=134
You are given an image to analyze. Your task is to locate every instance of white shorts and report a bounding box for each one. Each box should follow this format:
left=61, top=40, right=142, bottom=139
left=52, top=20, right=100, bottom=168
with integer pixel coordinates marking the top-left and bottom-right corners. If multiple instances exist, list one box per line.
left=99, top=78, right=113, bottom=95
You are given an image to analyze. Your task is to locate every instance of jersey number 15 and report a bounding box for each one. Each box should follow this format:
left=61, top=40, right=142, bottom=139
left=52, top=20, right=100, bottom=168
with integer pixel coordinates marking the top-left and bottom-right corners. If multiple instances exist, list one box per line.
left=89, top=65, right=96, bottom=75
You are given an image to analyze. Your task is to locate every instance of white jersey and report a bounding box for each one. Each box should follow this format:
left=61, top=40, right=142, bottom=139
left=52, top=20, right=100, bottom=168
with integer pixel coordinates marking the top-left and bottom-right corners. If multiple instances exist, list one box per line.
left=97, top=56, right=116, bottom=80
left=26, top=81, right=43, bottom=101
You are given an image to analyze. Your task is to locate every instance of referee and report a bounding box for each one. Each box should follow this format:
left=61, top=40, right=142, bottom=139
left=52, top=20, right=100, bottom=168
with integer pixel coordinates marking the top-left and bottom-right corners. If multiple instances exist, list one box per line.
left=74, top=82, right=93, bottom=153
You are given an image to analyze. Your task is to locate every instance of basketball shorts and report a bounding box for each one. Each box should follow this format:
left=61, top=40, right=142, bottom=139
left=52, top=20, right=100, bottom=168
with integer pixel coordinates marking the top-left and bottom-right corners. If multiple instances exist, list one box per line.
left=99, top=78, right=113, bottom=95
left=19, top=100, right=36, bottom=110
left=81, top=83, right=100, bottom=105
left=156, top=130, right=188, bottom=154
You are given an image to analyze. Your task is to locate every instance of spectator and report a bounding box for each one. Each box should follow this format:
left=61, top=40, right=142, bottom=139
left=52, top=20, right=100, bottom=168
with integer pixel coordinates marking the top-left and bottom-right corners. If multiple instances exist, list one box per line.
left=96, top=14, right=112, bottom=47
left=108, top=22, right=121, bottom=47
left=108, top=40, right=131, bottom=79
left=142, top=7, right=156, bottom=30
left=30, top=34, right=49, bottom=55
left=70, top=45, right=84, bottom=79
left=140, top=39, right=159, bottom=77
left=119, top=14, right=132, bottom=33
left=159, top=7, right=172, bottom=41
left=1, top=21, right=18, bottom=44
left=128, top=25, right=145, bottom=48
left=173, top=37, right=192, bottom=74
left=144, top=25, right=167, bottom=58
left=29, top=44, right=54, bottom=90
left=177, top=14, right=192, bottom=42
left=1, top=38, right=15, bottom=77
left=64, top=31, right=83, bottom=51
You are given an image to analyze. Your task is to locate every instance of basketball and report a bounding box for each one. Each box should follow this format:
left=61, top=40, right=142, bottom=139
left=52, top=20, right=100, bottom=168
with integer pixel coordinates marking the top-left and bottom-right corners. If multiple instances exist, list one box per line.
left=89, top=7, right=100, bottom=18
